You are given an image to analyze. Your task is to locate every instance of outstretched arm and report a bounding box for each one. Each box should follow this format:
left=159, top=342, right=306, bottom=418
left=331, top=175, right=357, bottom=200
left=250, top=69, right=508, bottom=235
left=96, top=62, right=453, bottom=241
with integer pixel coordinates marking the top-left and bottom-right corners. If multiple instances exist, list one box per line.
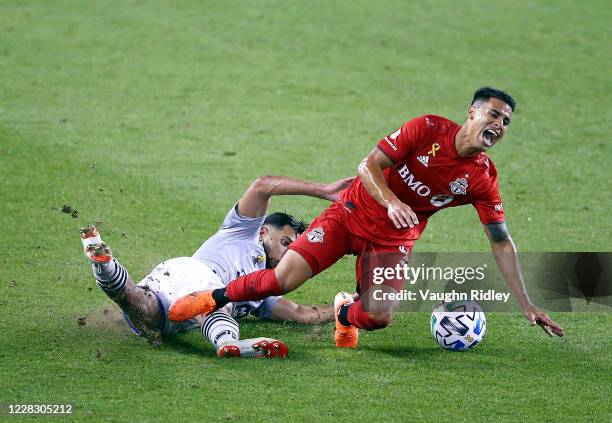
left=237, top=175, right=354, bottom=218
left=267, top=298, right=335, bottom=324
left=484, top=222, right=565, bottom=337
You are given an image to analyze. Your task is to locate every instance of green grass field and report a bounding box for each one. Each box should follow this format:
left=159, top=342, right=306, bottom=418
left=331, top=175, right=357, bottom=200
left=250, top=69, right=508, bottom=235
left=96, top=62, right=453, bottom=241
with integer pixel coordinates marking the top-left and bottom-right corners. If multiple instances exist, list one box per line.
left=1, top=1, right=610, bottom=421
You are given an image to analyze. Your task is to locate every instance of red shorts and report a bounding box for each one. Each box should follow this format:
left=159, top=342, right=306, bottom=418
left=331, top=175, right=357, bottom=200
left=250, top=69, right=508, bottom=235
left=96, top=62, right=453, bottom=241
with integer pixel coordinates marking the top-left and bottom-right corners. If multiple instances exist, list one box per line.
left=289, top=202, right=413, bottom=294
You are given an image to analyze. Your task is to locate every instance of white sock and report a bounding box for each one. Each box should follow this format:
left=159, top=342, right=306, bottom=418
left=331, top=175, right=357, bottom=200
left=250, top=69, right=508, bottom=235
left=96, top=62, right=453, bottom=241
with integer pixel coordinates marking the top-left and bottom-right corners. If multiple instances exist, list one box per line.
left=202, top=311, right=239, bottom=349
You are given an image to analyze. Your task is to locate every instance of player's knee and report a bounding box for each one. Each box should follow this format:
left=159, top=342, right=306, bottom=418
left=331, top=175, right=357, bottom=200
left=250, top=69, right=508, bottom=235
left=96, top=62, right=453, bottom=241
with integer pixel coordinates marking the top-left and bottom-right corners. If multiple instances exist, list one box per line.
left=366, top=311, right=395, bottom=329
left=126, top=285, right=162, bottom=328
left=274, top=250, right=313, bottom=293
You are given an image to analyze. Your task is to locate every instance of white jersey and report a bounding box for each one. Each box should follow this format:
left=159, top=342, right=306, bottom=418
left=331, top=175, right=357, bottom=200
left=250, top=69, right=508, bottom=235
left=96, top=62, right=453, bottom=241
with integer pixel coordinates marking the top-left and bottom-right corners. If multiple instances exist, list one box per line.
left=192, top=204, right=267, bottom=285
left=192, top=205, right=281, bottom=321
left=129, top=205, right=280, bottom=337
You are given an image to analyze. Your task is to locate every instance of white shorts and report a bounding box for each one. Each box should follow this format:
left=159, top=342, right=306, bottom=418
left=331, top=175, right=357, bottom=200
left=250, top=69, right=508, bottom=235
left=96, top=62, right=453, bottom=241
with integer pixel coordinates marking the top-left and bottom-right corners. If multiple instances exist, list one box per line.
left=127, top=257, right=224, bottom=337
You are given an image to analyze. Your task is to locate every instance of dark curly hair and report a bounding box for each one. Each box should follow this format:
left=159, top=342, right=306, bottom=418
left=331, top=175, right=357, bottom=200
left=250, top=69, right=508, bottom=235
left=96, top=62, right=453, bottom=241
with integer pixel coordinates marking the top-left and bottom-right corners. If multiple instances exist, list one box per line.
left=264, top=212, right=308, bottom=234
left=471, top=87, right=516, bottom=111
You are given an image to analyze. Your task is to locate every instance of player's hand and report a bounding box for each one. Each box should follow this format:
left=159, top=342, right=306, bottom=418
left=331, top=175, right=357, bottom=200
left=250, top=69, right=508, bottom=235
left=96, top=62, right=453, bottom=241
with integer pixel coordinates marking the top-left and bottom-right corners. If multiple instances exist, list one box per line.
left=323, top=177, right=355, bottom=202
left=387, top=200, right=419, bottom=229
left=523, top=305, right=565, bottom=337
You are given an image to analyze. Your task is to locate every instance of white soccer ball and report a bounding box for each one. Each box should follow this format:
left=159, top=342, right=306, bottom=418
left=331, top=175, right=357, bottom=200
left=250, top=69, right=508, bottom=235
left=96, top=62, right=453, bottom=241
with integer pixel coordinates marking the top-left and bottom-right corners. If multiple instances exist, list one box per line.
left=430, top=300, right=486, bottom=351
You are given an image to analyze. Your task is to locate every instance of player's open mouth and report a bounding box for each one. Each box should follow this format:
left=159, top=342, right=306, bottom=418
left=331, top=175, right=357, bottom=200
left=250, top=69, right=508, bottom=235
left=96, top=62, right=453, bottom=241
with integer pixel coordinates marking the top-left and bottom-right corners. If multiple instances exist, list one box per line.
left=482, top=129, right=499, bottom=147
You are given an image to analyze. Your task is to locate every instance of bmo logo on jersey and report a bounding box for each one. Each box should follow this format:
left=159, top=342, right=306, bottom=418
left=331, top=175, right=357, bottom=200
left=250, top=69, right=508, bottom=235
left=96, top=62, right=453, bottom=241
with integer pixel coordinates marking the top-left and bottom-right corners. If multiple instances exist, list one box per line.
left=397, top=164, right=431, bottom=196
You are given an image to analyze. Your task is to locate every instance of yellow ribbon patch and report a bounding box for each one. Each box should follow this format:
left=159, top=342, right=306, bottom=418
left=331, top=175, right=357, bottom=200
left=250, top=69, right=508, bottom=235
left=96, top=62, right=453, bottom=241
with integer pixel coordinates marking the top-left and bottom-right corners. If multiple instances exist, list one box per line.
left=428, top=143, right=440, bottom=157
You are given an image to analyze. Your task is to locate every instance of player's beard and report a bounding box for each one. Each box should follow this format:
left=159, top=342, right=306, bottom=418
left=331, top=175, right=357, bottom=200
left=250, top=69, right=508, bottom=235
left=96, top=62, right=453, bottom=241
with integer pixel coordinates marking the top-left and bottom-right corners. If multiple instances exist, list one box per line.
left=265, top=258, right=279, bottom=269
left=262, top=242, right=278, bottom=269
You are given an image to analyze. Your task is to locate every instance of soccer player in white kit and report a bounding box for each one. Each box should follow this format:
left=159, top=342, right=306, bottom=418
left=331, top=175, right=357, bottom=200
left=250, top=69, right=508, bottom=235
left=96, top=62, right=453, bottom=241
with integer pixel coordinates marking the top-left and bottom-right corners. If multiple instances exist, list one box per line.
left=79, top=175, right=353, bottom=357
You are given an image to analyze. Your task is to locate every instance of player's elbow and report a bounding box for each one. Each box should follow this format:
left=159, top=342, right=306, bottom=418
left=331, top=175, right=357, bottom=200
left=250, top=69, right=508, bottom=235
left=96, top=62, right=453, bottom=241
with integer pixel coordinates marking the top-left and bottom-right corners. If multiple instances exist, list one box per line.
left=357, top=156, right=372, bottom=180
left=358, top=149, right=388, bottom=180
left=251, top=175, right=277, bottom=196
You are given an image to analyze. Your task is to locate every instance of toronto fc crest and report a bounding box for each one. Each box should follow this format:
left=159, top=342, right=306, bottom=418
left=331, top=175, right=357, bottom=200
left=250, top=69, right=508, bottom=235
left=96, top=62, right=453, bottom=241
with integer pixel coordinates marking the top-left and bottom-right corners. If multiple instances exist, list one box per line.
left=449, top=177, right=468, bottom=195
left=307, top=227, right=325, bottom=243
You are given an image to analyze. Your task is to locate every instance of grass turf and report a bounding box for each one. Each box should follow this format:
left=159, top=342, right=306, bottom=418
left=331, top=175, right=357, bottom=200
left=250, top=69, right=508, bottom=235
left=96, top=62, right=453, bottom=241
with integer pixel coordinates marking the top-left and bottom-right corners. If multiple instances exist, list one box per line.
left=0, top=0, right=610, bottom=421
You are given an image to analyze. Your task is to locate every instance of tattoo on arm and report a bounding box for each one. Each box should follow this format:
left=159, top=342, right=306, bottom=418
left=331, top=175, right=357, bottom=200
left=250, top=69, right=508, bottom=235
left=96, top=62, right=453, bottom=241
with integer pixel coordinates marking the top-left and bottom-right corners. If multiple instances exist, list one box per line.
left=486, top=222, right=510, bottom=242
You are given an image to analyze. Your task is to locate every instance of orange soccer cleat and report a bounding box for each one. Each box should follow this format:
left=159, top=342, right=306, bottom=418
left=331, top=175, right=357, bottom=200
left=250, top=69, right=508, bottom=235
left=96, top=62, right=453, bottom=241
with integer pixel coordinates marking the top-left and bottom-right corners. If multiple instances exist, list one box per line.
left=168, top=290, right=217, bottom=321
left=334, top=291, right=359, bottom=348
left=84, top=243, right=113, bottom=264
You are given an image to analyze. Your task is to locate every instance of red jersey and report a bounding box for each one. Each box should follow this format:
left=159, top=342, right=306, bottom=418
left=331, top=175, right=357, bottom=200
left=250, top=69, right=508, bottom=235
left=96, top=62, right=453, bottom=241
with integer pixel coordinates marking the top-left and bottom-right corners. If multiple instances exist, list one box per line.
left=339, top=115, right=505, bottom=246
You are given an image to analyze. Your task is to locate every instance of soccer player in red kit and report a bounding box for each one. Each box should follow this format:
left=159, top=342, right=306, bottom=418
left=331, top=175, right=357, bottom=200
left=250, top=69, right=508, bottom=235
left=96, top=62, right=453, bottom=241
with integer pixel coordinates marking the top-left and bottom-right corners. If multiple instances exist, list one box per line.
left=169, top=87, right=565, bottom=347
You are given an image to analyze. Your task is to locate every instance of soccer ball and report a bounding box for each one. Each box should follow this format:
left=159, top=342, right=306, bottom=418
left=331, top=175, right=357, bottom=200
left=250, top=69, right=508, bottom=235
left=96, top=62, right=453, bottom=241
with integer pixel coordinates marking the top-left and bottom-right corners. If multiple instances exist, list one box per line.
left=430, top=300, right=486, bottom=351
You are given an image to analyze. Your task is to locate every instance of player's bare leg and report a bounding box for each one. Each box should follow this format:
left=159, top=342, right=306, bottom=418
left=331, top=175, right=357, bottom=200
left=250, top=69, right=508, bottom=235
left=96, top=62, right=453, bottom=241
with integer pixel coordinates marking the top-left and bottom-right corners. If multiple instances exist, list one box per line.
left=335, top=251, right=405, bottom=334
left=336, top=296, right=398, bottom=333
left=80, top=225, right=162, bottom=338
left=169, top=250, right=312, bottom=321
left=267, top=250, right=313, bottom=290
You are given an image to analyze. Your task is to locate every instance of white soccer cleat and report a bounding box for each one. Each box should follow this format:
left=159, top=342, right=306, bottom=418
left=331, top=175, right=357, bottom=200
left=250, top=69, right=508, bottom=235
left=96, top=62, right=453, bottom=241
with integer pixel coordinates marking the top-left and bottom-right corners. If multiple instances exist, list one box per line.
left=80, top=225, right=112, bottom=264
left=80, top=224, right=102, bottom=247
left=217, top=337, right=288, bottom=358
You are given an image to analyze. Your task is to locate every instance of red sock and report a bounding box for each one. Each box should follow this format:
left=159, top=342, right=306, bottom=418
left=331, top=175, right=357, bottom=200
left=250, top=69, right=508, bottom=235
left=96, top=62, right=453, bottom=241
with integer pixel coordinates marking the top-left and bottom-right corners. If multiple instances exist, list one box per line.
left=226, top=269, right=283, bottom=302
left=347, top=300, right=388, bottom=331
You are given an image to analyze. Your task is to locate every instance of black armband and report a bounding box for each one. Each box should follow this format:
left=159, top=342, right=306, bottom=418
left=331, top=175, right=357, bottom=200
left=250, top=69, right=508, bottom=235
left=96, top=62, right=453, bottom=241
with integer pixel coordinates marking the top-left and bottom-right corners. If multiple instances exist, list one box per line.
left=486, top=222, right=511, bottom=242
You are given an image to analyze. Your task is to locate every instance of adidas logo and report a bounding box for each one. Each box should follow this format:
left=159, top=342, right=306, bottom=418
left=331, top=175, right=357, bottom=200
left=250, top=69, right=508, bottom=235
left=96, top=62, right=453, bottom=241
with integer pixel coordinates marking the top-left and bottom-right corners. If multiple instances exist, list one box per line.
left=417, top=155, right=429, bottom=167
